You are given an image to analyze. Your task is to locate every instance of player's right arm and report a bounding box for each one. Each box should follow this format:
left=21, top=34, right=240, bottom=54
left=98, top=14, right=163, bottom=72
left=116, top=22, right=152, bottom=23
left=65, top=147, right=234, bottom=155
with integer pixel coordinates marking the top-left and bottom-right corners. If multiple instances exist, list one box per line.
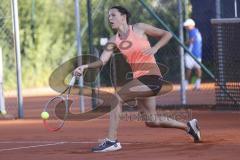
left=186, top=30, right=196, bottom=45
left=186, top=37, right=195, bottom=45
left=73, top=36, right=116, bottom=77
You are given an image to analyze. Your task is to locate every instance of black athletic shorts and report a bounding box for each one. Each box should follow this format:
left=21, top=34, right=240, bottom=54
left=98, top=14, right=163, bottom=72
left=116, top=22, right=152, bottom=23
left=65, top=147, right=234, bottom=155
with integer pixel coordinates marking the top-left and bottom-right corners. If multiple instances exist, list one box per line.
left=137, top=75, right=163, bottom=96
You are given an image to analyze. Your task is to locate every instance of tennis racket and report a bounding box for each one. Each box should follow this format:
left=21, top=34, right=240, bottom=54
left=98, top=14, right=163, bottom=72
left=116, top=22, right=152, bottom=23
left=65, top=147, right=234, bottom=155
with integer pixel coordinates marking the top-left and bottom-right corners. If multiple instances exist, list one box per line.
left=42, top=76, right=76, bottom=131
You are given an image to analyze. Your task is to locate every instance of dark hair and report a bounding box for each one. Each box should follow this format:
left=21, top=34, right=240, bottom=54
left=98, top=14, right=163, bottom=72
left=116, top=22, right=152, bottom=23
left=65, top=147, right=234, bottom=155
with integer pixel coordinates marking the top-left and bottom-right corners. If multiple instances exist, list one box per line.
left=110, top=6, right=131, bottom=24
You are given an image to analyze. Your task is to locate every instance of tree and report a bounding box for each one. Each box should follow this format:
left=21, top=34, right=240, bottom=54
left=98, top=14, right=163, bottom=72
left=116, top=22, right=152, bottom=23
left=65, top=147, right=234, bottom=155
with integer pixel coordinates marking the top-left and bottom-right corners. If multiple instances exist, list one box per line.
left=1, top=0, right=181, bottom=89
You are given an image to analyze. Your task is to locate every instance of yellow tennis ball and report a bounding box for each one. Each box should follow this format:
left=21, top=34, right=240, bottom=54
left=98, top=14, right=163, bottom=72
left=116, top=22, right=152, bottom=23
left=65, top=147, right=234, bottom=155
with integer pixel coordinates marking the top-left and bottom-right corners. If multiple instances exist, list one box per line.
left=41, top=111, right=49, bottom=120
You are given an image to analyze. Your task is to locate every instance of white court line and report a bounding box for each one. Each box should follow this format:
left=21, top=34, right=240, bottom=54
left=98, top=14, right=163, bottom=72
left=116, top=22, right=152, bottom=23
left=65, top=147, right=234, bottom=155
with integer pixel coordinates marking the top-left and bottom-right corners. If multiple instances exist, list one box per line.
left=0, top=141, right=138, bottom=152
left=0, top=141, right=60, bottom=144
left=70, top=141, right=134, bottom=145
left=0, top=141, right=136, bottom=145
left=0, top=142, right=65, bottom=152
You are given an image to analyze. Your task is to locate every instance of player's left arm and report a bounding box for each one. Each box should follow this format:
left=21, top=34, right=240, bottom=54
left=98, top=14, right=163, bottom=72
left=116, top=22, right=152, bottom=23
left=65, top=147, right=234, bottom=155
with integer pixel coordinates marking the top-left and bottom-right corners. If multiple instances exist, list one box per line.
left=136, top=23, right=172, bottom=55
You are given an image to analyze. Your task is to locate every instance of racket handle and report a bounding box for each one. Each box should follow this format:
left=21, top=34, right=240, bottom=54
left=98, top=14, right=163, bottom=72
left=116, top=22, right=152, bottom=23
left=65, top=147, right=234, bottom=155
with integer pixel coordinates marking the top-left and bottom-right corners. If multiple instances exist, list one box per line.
left=69, top=76, right=76, bottom=86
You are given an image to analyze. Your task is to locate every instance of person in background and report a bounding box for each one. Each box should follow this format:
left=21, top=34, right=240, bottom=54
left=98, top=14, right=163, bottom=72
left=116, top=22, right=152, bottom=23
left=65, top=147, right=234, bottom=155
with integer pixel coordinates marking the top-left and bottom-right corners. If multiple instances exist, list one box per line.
left=183, top=18, right=202, bottom=90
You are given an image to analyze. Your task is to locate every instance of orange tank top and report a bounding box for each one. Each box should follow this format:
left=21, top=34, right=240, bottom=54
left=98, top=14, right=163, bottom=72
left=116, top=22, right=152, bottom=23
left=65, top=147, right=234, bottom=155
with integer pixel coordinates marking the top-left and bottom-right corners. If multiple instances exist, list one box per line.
left=115, top=25, right=161, bottom=78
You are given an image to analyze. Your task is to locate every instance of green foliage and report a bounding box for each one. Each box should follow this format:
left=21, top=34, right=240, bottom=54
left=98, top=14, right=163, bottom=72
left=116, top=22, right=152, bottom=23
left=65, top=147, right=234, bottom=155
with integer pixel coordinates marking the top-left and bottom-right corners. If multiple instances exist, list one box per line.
left=17, top=0, right=77, bottom=88
left=0, top=1, right=16, bottom=90
left=0, top=0, right=183, bottom=89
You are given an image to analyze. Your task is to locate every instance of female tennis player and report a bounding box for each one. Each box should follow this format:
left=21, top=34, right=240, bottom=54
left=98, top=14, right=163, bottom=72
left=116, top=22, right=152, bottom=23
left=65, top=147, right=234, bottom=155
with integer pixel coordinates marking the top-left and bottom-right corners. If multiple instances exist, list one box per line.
left=73, top=6, right=201, bottom=152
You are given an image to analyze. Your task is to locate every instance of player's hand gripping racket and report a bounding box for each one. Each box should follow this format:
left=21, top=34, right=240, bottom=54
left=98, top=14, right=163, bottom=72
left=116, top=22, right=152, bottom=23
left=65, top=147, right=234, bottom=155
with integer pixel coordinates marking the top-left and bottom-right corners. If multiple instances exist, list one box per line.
left=42, top=76, right=76, bottom=131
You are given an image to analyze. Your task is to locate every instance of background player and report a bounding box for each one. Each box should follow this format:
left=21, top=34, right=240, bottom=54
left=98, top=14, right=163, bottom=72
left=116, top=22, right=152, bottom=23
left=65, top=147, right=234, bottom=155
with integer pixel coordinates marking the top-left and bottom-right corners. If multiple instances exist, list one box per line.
left=183, top=18, right=203, bottom=90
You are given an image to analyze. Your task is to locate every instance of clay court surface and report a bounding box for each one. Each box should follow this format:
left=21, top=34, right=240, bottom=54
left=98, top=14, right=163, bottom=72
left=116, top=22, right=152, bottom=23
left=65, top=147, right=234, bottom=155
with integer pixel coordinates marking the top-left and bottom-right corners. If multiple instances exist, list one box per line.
left=1, top=111, right=240, bottom=160
left=0, top=111, right=240, bottom=160
left=1, top=86, right=240, bottom=160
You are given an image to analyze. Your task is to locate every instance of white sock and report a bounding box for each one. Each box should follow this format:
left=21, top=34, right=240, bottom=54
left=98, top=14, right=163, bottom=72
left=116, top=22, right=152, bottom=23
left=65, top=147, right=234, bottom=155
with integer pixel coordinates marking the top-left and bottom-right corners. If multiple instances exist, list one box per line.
left=194, top=78, right=201, bottom=89
left=106, top=138, right=116, bottom=142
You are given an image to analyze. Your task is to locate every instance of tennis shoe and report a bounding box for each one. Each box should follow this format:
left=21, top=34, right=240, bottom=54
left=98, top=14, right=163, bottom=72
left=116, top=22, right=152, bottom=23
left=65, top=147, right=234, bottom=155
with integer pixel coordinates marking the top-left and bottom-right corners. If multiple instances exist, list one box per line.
left=187, top=119, right=201, bottom=143
left=92, top=138, right=122, bottom=152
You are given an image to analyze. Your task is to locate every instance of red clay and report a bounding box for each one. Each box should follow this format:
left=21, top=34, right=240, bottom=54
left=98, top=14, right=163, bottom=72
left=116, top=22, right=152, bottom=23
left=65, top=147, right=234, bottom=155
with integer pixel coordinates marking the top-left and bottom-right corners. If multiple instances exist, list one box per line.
left=4, top=87, right=215, bottom=119
left=0, top=110, right=240, bottom=160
